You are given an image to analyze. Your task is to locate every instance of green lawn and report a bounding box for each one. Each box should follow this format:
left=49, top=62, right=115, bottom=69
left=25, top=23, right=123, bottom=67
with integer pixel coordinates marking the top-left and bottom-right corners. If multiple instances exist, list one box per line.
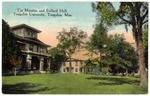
left=2, top=74, right=147, bottom=94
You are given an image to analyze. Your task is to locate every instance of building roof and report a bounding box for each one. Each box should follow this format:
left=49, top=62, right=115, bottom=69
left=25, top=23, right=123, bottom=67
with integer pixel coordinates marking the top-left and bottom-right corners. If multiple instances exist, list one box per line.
left=71, top=49, right=100, bottom=61
left=11, top=24, right=41, bottom=33
left=14, top=34, right=51, bottom=47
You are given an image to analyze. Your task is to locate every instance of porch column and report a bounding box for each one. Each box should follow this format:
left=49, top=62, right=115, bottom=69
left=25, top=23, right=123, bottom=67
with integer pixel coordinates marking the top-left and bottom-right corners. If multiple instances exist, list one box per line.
left=27, top=54, right=32, bottom=70
left=39, top=57, right=44, bottom=71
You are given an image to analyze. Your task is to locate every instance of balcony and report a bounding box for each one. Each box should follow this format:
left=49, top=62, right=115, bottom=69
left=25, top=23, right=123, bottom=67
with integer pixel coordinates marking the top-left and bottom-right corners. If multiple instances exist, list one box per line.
left=21, top=49, right=49, bottom=57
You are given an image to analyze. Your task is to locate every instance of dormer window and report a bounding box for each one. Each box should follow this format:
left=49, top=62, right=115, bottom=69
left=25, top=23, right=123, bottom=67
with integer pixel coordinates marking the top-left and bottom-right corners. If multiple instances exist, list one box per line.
left=27, top=29, right=35, bottom=37
left=31, top=32, right=34, bottom=37
left=11, top=24, right=41, bottom=38
left=27, top=30, right=31, bottom=36
left=14, top=30, right=21, bottom=36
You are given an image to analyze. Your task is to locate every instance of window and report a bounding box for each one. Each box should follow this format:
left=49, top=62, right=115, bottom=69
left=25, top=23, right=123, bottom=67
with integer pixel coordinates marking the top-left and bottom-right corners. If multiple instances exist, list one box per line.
left=75, top=61, right=78, bottom=66
left=27, top=30, right=30, bottom=36
left=37, top=46, right=39, bottom=52
left=40, top=47, right=43, bottom=53
left=15, top=30, right=19, bottom=35
left=31, top=32, right=33, bottom=37
left=31, top=32, right=35, bottom=37
left=63, top=68, right=66, bottom=72
left=66, top=68, right=69, bottom=72
left=33, top=33, right=35, bottom=37
left=15, top=30, right=22, bottom=36
left=75, top=68, right=78, bottom=72
left=27, top=29, right=34, bottom=37
left=29, top=44, right=33, bottom=51
left=18, top=31, right=21, bottom=35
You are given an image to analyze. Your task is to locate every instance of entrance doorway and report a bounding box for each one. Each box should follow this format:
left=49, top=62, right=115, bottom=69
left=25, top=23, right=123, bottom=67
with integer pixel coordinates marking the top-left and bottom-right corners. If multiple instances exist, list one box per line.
left=31, top=56, right=40, bottom=70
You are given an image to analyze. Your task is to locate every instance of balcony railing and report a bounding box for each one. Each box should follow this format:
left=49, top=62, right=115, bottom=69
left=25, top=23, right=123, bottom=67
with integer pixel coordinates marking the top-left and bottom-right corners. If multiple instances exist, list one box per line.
left=21, top=50, right=49, bottom=57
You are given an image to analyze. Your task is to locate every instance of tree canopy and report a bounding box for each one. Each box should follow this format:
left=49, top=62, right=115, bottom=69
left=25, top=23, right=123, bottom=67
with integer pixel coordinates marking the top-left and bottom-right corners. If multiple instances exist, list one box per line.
left=85, top=22, right=108, bottom=74
left=2, top=19, right=22, bottom=72
left=105, top=34, right=137, bottom=74
left=48, top=46, right=67, bottom=73
left=92, top=2, right=148, bottom=88
left=57, top=27, right=87, bottom=73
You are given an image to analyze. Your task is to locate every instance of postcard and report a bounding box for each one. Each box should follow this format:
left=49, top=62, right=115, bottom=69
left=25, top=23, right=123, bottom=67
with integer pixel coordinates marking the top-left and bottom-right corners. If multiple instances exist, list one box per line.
left=2, top=1, right=148, bottom=94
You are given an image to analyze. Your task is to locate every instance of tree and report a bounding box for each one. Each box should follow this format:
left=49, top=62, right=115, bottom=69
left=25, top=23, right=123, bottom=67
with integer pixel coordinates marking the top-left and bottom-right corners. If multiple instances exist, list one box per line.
left=57, top=27, right=87, bottom=73
left=86, top=22, right=108, bottom=74
left=9, top=56, right=22, bottom=76
left=2, top=19, right=22, bottom=73
left=92, top=2, right=148, bottom=88
left=84, top=59, right=92, bottom=74
left=142, top=25, right=148, bottom=69
left=48, top=47, right=67, bottom=73
left=105, top=34, right=137, bottom=74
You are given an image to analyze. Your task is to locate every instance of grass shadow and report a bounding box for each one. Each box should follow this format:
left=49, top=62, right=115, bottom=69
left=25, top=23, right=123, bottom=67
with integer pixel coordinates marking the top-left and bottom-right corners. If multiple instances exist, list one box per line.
left=2, top=82, right=56, bottom=94
left=86, top=76, right=139, bottom=86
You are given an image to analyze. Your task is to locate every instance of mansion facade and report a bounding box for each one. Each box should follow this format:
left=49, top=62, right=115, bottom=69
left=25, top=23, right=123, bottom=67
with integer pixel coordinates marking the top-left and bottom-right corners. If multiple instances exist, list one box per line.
left=11, top=24, right=51, bottom=73
left=10, top=24, right=96, bottom=74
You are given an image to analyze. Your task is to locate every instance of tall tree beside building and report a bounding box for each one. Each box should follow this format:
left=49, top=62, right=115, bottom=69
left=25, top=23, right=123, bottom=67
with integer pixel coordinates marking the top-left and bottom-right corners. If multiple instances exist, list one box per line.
left=92, top=2, right=148, bottom=88
left=2, top=19, right=22, bottom=72
left=57, top=27, right=87, bottom=73
left=86, top=22, right=108, bottom=74
left=48, top=47, right=67, bottom=73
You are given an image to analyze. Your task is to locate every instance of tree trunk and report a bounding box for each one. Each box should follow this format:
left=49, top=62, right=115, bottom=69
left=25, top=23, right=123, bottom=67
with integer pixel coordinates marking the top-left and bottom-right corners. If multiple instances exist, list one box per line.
left=137, top=38, right=148, bottom=88
left=99, top=52, right=103, bottom=75
left=58, top=62, right=60, bottom=73
left=14, top=68, right=17, bottom=76
left=90, top=65, right=92, bottom=75
left=132, top=17, right=148, bottom=88
left=135, top=18, right=148, bottom=88
left=69, top=55, right=72, bottom=73
left=126, top=68, right=128, bottom=76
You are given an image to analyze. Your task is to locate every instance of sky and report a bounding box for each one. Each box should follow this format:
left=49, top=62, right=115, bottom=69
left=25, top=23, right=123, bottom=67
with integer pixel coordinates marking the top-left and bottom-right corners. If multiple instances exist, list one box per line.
left=2, top=2, right=135, bottom=47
